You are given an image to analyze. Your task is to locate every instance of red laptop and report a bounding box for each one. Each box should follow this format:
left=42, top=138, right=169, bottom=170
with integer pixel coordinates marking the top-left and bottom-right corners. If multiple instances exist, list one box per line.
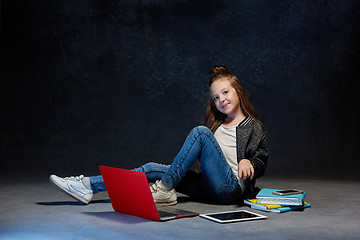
left=99, top=165, right=198, bottom=221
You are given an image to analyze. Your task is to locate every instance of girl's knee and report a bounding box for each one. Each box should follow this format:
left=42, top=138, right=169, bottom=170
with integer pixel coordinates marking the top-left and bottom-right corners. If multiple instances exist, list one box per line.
left=142, top=162, right=156, bottom=169
left=140, top=162, right=170, bottom=173
left=191, top=126, right=212, bottom=135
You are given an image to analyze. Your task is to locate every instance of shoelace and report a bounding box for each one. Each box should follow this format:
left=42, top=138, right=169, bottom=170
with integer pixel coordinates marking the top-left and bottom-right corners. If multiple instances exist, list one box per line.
left=65, top=175, right=84, bottom=181
left=150, top=181, right=162, bottom=192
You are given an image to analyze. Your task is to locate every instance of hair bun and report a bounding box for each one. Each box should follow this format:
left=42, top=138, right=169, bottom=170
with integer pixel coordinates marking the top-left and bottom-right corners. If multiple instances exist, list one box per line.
left=210, top=66, right=229, bottom=77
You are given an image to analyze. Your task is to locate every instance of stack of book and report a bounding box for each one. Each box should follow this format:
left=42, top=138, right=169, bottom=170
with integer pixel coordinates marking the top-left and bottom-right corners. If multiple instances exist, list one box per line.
left=244, top=188, right=311, bottom=213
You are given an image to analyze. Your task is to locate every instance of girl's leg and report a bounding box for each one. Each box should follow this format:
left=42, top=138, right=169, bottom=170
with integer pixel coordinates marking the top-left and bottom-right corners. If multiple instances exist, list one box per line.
left=132, top=162, right=170, bottom=182
left=91, top=126, right=242, bottom=203
left=161, top=126, right=242, bottom=203
left=89, top=175, right=106, bottom=194
left=90, top=162, right=170, bottom=194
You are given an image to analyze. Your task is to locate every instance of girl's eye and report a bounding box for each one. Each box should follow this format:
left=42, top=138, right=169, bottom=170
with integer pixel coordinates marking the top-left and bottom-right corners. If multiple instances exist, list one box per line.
left=223, top=91, right=228, bottom=95
left=213, top=96, right=219, bottom=102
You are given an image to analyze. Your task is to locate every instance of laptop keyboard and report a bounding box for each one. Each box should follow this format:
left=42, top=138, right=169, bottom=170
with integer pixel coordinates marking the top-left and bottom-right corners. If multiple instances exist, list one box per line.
left=158, top=210, right=177, bottom=218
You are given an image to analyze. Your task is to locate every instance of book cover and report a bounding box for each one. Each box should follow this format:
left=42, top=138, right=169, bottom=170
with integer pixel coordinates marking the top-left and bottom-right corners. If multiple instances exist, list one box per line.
left=244, top=199, right=283, bottom=210
left=244, top=199, right=311, bottom=213
left=251, top=202, right=311, bottom=213
left=256, top=188, right=306, bottom=206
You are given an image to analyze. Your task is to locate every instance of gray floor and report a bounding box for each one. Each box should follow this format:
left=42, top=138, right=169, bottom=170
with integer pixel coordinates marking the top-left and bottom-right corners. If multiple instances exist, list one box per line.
left=1, top=176, right=359, bottom=240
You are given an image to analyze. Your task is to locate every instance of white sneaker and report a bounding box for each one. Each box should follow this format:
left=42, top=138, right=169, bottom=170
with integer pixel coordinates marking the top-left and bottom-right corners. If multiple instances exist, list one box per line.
left=50, top=175, right=93, bottom=204
left=150, top=180, right=177, bottom=206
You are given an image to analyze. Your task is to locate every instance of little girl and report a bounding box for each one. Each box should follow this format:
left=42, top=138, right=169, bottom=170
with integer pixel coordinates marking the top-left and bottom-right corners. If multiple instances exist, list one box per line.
left=50, top=66, right=268, bottom=205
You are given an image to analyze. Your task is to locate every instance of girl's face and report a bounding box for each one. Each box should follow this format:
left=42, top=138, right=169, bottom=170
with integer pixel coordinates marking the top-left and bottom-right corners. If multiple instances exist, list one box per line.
left=210, top=78, right=241, bottom=117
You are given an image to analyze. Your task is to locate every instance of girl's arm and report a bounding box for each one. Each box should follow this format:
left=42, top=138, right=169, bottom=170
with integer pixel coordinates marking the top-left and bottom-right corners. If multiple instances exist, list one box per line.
left=248, top=133, right=268, bottom=179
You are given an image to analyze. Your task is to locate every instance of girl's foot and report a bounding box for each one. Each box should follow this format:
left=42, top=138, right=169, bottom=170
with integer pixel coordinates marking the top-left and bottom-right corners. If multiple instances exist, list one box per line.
left=150, top=180, right=177, bottom=206
left=49, top=175, right=93, bottom=204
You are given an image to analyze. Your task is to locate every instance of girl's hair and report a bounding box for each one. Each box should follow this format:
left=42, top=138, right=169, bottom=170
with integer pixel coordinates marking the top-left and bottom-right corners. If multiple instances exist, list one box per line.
left=204, top=66, right=258, bottom=133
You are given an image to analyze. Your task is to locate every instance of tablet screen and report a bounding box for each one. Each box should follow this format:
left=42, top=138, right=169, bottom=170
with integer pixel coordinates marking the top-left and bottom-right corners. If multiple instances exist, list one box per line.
left=200, top=210, right=267, bottom=223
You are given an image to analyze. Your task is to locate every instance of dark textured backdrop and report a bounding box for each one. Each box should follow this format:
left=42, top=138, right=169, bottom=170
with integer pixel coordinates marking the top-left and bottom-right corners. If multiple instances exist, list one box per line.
left=1, top=0, right=359, bottom=179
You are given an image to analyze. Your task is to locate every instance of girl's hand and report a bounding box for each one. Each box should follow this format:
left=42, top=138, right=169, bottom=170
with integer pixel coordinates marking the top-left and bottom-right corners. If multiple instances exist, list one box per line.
left=238, top=159, right=254, bottom=180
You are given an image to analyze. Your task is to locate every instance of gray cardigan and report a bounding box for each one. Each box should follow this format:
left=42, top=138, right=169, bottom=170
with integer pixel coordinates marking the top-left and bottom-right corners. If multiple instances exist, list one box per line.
left=236, top=116, right=268, bottom=180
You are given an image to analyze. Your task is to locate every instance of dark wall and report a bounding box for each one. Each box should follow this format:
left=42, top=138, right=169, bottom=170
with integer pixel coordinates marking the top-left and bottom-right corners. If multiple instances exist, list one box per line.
left=1, top=0, right=359, bottom=179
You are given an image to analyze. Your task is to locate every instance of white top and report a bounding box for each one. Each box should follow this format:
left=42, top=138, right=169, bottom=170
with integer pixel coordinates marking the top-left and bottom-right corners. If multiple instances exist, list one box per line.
left=213, top=117, right=252, bottom=191
left=214, top=124, right=238, bottom=178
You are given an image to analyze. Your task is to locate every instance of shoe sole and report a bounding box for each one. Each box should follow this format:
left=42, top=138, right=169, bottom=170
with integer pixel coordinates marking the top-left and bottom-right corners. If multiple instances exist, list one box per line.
left=49, top=176, right=90, bottom=205
left=155, top=200, right=177, bottom=206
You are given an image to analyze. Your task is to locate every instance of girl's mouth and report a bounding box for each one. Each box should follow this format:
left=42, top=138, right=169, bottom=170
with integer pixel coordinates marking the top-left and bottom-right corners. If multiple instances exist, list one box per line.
left=222, top=103, right=229, bottom=109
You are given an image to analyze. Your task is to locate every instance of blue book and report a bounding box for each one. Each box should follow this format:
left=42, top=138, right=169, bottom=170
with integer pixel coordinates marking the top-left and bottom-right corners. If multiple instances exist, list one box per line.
left=256, top=189, right=306, bottom=206
left=244, top=199, right=311, bottom=213
left=251, top=203, right=311, bottom=213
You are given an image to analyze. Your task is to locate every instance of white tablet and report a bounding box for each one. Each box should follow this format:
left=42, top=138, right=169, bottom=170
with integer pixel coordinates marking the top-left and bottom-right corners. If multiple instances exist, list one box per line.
left=200, top=210, right=267, bottom=223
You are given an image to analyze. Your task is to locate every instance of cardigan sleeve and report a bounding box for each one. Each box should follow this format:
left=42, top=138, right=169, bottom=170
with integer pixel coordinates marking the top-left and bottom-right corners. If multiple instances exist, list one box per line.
left=248, top=130, right=268, bottom=179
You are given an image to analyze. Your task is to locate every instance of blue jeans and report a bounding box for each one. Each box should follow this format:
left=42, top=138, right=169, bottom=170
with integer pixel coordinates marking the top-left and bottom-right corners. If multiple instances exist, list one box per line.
left=90, top=126, right=243, bottom=204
